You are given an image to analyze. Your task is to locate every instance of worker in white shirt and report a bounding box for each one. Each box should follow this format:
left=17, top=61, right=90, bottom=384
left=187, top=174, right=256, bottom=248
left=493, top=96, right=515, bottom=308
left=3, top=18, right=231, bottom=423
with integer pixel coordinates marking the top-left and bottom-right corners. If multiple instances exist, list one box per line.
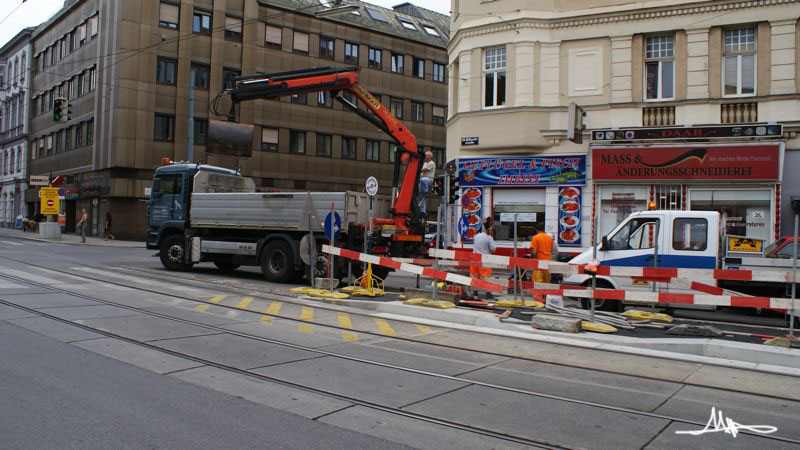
left=471, top=219, right=497, bottom=299
left=418, top=151, right=436, bottom=214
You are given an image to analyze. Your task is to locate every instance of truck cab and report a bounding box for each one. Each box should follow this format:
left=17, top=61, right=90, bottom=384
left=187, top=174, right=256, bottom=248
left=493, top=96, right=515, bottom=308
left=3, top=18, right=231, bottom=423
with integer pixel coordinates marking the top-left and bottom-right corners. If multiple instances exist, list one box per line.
left=564, top=210, right=720, bottom=310
left=145, top=163, right=240, bottom=250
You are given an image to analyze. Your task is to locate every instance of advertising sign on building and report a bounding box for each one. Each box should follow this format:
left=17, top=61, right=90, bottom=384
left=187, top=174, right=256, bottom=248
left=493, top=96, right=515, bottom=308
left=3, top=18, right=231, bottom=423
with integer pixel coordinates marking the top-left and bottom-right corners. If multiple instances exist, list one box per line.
left=557, top=186, right=582, bottom=246
left=458, top=156, right=586, bottom=186
left=40, top=187, right=60, bottom=215
left=592, top=145, right=781, bottom=181
left=458, top=187, right=483, bottom=242
left=29, top=175, right=49, bottom=186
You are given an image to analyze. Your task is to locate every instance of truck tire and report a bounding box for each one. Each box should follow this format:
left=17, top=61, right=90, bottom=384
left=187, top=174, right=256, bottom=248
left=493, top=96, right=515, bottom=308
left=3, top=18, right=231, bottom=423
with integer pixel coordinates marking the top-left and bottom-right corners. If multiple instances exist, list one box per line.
left=160, top=235, right=193, bottom=272
left=261, top=240, right=294, bottom=283
left=214, top=262, right=240, bottom=271
left=580, top=280, right=622, bottom=312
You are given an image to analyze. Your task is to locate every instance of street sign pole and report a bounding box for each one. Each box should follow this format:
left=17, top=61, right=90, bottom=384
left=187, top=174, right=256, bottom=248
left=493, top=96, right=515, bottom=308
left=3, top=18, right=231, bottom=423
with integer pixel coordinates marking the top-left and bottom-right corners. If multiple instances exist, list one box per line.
left=329, top=203, right=335, bottom=290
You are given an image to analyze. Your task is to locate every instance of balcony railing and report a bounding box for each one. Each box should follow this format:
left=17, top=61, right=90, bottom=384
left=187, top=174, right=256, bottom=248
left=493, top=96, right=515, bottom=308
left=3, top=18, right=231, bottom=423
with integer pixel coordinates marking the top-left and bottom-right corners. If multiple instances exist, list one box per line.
left=642, top=106, right=676, bottom=127
left=721, top=102, right=758, bottom=124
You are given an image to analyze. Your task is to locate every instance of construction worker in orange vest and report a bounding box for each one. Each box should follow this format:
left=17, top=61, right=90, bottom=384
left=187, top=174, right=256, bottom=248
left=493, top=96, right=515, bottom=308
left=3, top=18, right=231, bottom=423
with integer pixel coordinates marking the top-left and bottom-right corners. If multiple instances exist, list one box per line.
left=529, top=224, right=554, bottom=284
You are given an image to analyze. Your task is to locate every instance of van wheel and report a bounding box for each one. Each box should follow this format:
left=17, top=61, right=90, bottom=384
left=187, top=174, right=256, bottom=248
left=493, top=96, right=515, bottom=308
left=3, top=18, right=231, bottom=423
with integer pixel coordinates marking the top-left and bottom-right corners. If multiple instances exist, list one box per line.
left=261, top=240, right=294, bottom=283
left=160, top=235, right=193, bottom=272
left=580, top=280, right=621, bottom=312
left=214, top=262, right=240, bottom=271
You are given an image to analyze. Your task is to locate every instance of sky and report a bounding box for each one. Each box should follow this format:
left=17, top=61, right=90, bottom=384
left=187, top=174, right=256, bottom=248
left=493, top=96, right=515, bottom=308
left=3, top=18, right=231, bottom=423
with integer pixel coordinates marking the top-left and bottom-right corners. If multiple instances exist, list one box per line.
left=0, top=0, right=450, bottom=49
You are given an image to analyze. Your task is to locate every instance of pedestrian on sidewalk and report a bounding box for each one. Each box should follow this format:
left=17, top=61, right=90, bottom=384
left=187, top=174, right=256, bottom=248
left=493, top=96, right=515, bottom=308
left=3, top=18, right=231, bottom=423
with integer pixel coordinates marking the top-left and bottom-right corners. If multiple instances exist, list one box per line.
left=529, top=224, right=554, bottom=284
left=78, top=209, right=88, bottom=243
left=104, top=212, right=115, bottom=240
left=471, top=218, right=496, bottom=300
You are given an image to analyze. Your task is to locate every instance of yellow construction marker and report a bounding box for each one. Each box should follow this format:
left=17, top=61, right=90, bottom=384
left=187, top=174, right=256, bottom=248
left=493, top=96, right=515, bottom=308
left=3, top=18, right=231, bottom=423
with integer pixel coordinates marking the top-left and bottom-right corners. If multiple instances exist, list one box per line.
left=298, top=306, right=314, bottom=333
left=374, top=318, right=398, bottom=337
left=298, top=324, right=313, bottom=333
left=235, top=296, right=253, bottom=309
left=342, top=332, right=358, bottom=342
left=260, top=315, right=273, bottom=324
left=337, top=312, right=353, bottom=329
left=416, top=324, right=432, bottom=334
left=209, top=295, right=225, bottom=304
left=267, top=301, right=282, bottom=315
left=194, top=304, right=209, bottom=312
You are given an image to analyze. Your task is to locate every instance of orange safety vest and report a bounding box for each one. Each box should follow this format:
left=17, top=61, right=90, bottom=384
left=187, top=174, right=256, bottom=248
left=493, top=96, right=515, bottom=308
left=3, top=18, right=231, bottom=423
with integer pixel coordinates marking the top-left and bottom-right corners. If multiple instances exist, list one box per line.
left=529, top=232, right=554, bottom=261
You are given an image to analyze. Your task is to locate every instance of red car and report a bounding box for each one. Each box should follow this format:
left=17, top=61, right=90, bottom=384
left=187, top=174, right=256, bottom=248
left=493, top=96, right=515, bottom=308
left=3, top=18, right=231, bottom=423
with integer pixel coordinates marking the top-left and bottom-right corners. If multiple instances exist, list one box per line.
left=763, top=237, right=800, bottom=258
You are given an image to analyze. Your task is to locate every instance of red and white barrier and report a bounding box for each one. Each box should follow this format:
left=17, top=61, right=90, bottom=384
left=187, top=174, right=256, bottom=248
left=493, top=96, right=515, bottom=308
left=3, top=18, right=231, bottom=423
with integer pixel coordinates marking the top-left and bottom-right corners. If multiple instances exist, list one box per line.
left=322, top=245, right=505, bottom=292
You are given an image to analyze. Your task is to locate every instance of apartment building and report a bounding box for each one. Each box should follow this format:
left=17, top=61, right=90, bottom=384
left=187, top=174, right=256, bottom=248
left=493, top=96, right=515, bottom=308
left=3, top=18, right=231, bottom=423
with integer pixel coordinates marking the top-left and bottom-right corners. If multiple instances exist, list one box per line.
left=448, top=0, right=800, bottom=250
left=28, top=0, right=448, bottom=239
left=0, top=28, right=34, bottom=228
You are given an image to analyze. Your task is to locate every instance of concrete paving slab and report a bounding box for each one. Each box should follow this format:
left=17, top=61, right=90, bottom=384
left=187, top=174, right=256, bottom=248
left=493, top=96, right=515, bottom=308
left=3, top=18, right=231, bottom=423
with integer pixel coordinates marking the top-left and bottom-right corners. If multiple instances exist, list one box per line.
left=141, top=305, right=251, bottom=326
left=655, top=385, right=800, bottom=441
left=72, top=338, right=204, bottom=374
left=40, top=305, right=145, bottom=321
left=92, top=293, right=182, bottom=309
left=320, top=405, right=526, bottom=450
left=220, top=320, right=345, bottom=348
left=7, top=316, right=104, bottom=342
left=411, top=329, right=703, bottom=382
left=152, top=333, right=321, bottom=369
left=319, top=341, right=504, bottom=376
left=0, top=285, right=54, bottom=295
left=462, top=358, right=683, bottom=412
left=75, top=315, right=220, bottom=342
left=682, top=365, right=800, bottom=401
left=253, top=356, right=469, bottom=408
left=0, top=292, right=100, bottom=309
left=0, top=305, right=39, bottom=320
left=646, top=421, right=798, bottom=450
left=406, top=384, right=670, bottom=450
left=368, top=338, right=511, bottom=366
left=171, top=366, right=352, bottom=419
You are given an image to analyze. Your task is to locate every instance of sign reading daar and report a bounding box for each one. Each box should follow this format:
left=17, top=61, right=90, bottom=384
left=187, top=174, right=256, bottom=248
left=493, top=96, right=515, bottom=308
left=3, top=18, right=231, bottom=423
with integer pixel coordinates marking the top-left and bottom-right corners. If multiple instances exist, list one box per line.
left=592, top=145, right=780, bottom=181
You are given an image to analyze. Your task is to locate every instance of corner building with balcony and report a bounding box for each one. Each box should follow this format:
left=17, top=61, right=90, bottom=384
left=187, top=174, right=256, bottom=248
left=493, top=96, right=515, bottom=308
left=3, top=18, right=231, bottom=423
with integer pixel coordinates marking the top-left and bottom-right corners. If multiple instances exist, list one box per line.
left=447, top=0, right=800, bottom=252
left=28, top=0, right=448, bottom=240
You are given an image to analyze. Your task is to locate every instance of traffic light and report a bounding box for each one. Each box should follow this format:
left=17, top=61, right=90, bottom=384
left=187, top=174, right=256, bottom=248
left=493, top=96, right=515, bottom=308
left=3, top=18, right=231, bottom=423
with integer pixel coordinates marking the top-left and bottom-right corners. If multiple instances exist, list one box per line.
left=53, top=97, right=68, bottom=123
left=448, top=174, right=460, bottom=204
left=432, top=175, right=445, bottom=197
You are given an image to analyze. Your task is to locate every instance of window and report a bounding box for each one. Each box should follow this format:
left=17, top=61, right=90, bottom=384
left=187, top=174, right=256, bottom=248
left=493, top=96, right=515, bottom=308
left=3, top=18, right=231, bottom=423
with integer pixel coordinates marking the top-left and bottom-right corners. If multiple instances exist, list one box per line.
left=261, top=127, right=278, bottom=151
left=366, top=140, right=380, bottom=161
left=432, top=105, right=445, bottom=125
left=433, top=62, right=445, bottom=83
left=159, top=2, right=179, bottom=29
left=314, top=91, right=332, bottom=108
left=194, top=118, right=208, bottom=145
left=157, top=57, right=176, bottom=84
left=344, top=42, right=358, bottom=64
left=89, top=66, right=96, bottom=91
left=64, top=129, right=72, bottom=150
left=289, top=130, right=306, bottom=153
left=193, top=10, right=211, bottom=34
left=483, top=47, right=506, bottom=108
left=89, top=14, right=98, bottom=37
left=365, top=7, right=388, bottom=22
left=368, top=47, right=382, bottom=68
left=72, top=31, right=80, bottom=51
left=225, top=16, right=243, bottom=41
left=293, top=31, right=309, bottom=53
left=65, top=32, right=72, bottom=54
left=413, top=57, right=425, bottom=78
left=389, top=143, right=398, bottom=163
left=75, top=123, right=83, bottom=147
left=77, top=72, right=85, bottom=96
left=607, top=217, right=660, bottom=251
left=154, top=114, right=175, bottom=141
left=672, top=218, right=708, bottom=251
left=86, top=119, right=93, bottom=145
left=391, top=53, right=404, bottom=73
left=265, top=24, right=282, bottom=48
left=82, top=70, right=91, bottom=94
left=723, top=28, right=756, bottom=96
left=46, top=134, right=53, bottom=155
left=79, top=21, right=88, bottom=44
left=156, top=175, right=183, bottom=196
left=398, top=18, right=417, bottom=30
left=68, top=78, right=75, bottom=99
left=223, top=67, right=240, bottom=90
left=290, top=93, right=307, bottom=105
left=319, top=36, right=335, bottom=60
left=15, top=148, right=20, bottom=172
left=316, top=133, right=332, bottom=157
left=431, top=148, right=444, bottom=167
left=38, top=137, right=45, bottom=157
left=390, top=98, right=403, bottom=119
left=341, top=136, right=357, bottom=159
left=421, top=24, right=440, bottom=36
left=191, top=63, right=209, bottom=89
left=411, top=101, right=424, bottom=122
left=645, top=35, right=674, bottom=100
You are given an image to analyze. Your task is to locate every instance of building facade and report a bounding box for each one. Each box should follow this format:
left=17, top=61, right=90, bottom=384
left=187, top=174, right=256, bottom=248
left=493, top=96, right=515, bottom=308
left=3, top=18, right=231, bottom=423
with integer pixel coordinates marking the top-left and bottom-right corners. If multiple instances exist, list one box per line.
left=447, top=0, right=800, bottom=252
left=28, top=0, right=448, bottom=240
left=0, top=28, right=34, bottom=228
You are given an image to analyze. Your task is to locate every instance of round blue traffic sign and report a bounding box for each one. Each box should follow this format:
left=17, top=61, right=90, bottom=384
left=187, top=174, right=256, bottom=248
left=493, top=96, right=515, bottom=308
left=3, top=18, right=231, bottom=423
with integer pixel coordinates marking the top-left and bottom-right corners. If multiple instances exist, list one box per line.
left=324, top=211, right=342, bottom=241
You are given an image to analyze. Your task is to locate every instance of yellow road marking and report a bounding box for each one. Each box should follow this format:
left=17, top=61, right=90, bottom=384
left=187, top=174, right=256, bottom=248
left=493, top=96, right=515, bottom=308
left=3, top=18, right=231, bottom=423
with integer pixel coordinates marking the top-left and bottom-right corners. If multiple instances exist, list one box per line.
left=267, top=301, right=282, bottom=315
left=416, top=324, right=432, bottom=334
left=194, top=304, right=209, bottom=312
left=337, top=312, right=353, bottom=329
left=299, top=307, right=314, bottom=333
left=260, top=315, right=273, bottom=324
left=298, top=324, right=313, bottom=333
left=342, top=332, right=358, bottom=342
left=374, top=319, right=397, bottom=337
left=209, top=295, right=225, bottom=304
left=235, top=296, right=253, bottom=309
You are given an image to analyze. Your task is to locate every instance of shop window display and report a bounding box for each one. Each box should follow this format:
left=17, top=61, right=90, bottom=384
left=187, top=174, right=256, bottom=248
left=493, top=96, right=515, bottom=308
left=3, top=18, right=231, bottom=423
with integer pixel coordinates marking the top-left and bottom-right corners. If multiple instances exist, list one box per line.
left=689, top=189, right=770, bottom=241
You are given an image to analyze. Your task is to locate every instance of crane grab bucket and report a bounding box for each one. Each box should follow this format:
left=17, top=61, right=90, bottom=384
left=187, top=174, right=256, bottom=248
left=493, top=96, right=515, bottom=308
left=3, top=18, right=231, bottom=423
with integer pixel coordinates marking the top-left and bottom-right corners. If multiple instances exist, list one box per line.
left=206, top=120, right=254, bottom=157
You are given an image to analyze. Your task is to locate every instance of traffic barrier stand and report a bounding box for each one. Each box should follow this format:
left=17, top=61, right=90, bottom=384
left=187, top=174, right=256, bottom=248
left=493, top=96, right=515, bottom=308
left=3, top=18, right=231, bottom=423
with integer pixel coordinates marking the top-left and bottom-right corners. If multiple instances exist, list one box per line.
left=322, top=245, right=505, bottom=293
left=341, top=262, right=385, bottom=297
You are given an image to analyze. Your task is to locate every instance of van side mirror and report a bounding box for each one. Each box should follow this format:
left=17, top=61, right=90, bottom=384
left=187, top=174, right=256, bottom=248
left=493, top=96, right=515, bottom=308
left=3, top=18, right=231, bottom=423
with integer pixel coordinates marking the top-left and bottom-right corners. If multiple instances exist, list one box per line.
left=601, top=236, right=608, bottom=251
left=151, top=179, right=161, bottom=197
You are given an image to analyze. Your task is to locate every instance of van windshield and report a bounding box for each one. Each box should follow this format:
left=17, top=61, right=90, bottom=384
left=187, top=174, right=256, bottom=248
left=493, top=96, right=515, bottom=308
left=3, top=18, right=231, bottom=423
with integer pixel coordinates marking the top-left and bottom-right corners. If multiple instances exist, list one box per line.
left=607, top=218, right=659, bottom=251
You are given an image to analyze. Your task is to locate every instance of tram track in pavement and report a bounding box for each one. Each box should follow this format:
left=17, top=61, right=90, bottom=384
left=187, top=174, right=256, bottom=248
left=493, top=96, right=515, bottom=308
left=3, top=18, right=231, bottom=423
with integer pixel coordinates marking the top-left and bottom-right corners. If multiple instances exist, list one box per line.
left=1, top=256, right=799, bottom=447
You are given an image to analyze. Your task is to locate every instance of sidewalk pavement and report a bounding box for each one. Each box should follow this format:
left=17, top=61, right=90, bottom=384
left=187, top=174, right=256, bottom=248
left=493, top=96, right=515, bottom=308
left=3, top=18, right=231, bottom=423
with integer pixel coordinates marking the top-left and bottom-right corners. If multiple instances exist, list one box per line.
left=0, top=227, right=143, bottom=248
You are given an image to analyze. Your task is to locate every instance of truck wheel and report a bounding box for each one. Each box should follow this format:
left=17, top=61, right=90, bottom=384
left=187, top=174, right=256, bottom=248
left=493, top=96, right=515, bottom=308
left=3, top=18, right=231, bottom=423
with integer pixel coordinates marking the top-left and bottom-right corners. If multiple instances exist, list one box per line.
left=214, top=262, right=240, bottom=271
left=160, top=235, right=193, bottom=272
left=580, top=280, right=621, bottom=312
left=261, top=240, right=294, bottom=283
